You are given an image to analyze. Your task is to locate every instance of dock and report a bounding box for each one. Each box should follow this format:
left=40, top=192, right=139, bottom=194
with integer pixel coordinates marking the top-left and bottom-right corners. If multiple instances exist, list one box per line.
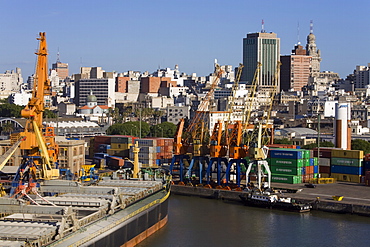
left=171, top=182, right=370, bottom=216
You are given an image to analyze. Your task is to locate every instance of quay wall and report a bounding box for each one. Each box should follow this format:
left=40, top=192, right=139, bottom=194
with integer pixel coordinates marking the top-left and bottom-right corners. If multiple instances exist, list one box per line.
left=170, top=185, right=370, bottom=217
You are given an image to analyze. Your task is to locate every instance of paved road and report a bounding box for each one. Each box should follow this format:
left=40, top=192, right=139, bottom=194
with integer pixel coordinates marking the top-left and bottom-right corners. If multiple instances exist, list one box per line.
left=272, top=182, right=370, bottom=205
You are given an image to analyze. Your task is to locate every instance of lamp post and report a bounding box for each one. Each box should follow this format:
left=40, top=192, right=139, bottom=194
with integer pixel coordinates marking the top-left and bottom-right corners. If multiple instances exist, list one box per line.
left=139, top=109, right=142, bottom=139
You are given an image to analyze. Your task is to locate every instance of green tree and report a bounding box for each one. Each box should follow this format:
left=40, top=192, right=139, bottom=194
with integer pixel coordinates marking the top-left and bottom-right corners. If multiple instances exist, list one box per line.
left=301, top=141, right=335, bottom=150
left=150, top=122, right=177, bottom=138
left=351, top=139, right=370, bottom=154
left=274, top=138, right=293, bottom=145
left=106, top=121, right=150, bottom=137
left=0, top=103, right=22, bottom=117
left=43, top=109, right=56, bottom=119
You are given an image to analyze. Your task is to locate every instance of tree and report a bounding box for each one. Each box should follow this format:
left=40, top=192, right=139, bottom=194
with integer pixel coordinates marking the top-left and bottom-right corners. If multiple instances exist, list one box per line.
left=106, top=121, right=150, bottom=137
left=351, top=139, right=370, bottom=154
left=274, top=138, right=293, bottom=145
left=43, top=109, right=56, bottom=119
left=0, top=103, right=22, bottom=118
left=150, top=122, right=177, bottom=138
left=301, top=141, right=334, bottom=150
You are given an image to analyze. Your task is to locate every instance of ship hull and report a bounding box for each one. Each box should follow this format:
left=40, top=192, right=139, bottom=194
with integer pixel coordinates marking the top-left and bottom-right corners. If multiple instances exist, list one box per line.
left=86, top=197, right=169, bottom=247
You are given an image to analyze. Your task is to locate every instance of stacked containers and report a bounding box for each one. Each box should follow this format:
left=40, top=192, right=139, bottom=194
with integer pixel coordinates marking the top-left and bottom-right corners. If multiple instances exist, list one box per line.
left=268, top=149, right=304, bottom=184
left=268, top=148, right=319, bottom=184
left=107, top=136, right=133, bottom=158
left=330, top=149, right=363, bottom=183
left=130, top=138, right=174, bottom=167
left=313, top=148, right=332, bottom=177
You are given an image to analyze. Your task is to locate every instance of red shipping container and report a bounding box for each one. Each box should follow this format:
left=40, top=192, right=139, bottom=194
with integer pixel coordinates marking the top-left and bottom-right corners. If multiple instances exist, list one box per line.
left=319, top=166, right=330, bottom=174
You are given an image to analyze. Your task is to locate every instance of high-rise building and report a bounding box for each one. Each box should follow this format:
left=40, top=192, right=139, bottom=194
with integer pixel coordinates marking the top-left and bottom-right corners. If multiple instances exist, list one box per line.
left=306, top=21, right=321, bottom=76
left=51, top=52, right=69, bottom=80
left=74, top=78, right=115, bottom=107
left=280, top=44, right=312, bottom=92
left=242, top=32, right=280, bottom=93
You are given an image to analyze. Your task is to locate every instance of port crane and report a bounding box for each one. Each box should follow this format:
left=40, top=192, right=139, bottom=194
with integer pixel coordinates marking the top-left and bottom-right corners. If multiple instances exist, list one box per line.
left=245, top=61, right=281, bottom=190
left=10, top=32, right=60, bottom=196
left=171, top=64, right=223, bottom=184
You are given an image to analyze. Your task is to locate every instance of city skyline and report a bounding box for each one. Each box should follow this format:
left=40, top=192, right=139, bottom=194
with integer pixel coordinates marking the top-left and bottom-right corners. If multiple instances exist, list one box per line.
left=0, top=0, right=369, bottom=79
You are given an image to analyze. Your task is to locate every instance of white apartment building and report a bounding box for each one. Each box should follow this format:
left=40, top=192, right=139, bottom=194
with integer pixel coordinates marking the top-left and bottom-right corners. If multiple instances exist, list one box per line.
left=0, top=68, right=23, bottom=99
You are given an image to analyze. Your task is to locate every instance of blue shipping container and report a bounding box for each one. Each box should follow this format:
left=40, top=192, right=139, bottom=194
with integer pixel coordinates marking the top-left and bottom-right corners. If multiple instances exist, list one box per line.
left=301, top=167, right=306, bottom=175
left=330, top=165, right=363, bottom=175
left=314, top=165, right=318, bottom=174
left=270, top=150, right=303, bottom=159
left=309, top=158, right=314, bottom=166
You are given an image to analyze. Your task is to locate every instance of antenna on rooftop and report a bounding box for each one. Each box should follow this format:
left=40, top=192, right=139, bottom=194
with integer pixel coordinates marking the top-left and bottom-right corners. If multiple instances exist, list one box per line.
left=56, top=47, right=61, bottom=63
left=297, top=21, right=300, bottom=45
left=261, top=19, right=265, bottom=33
left=310, top=20, right=314, bottom=34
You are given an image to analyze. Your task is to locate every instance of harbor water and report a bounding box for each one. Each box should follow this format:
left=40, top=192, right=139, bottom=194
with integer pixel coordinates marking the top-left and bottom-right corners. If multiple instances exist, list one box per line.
left=137, top=194, right=370, bottom=247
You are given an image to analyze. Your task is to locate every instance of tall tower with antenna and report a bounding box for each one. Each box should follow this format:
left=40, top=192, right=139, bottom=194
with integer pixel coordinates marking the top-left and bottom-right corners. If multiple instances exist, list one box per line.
left=306, top=20, right=321, bottom=75
left=51, top=50, right=69, bottom=81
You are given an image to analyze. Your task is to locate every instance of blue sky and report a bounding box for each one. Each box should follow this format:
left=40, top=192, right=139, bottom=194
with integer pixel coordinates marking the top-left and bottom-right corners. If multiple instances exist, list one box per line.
left=0, top=0, right=369, bottom=79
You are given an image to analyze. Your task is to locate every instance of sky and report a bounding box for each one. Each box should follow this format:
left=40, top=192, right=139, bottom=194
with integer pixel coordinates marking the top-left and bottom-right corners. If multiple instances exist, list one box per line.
left=0, top=0, right=369, bottom=79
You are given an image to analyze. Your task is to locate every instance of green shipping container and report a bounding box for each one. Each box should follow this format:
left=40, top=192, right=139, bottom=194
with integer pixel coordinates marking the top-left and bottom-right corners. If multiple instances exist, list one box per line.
left=313, top=157, right=318, bottom=166
left=331, top=157, right=362, bottom=167
left=268, top=158, right=304, bottom=167
left=271, top=174, right=302, bottom=184
left=270, top=166, right=302, bottom=175
left=304, top=150, right=311, bottom=159
left=304, top=158, right=310, bottom=167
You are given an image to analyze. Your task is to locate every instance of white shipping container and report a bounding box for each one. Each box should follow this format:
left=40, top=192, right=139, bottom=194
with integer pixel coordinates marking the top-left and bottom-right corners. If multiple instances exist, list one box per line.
left=318, top=158, right=330, bottom=166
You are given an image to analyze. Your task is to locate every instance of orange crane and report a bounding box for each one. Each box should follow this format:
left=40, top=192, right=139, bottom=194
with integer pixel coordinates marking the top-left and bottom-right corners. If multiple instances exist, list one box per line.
left=171, top=64, right=223, bottom=184
left=11, top=32, right=59, bottom=196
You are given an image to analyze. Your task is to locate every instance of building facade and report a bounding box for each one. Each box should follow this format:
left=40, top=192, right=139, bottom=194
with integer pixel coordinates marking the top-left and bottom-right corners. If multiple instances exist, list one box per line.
left=74, top=78, right=115, bottom=107
left=280, top=44, right=312, bottom=92
left=242, top=32, right=280, bottom=93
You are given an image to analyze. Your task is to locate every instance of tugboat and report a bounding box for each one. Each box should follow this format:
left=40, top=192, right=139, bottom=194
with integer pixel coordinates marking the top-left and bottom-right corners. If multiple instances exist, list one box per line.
left=239, top=192, right=311, bottom=213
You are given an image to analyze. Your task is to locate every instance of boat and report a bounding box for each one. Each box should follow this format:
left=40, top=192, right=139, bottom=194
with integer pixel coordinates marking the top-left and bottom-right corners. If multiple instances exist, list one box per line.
left=239, top=192, right=311, bottom=213
left=0, top=170, right=171, bottom=247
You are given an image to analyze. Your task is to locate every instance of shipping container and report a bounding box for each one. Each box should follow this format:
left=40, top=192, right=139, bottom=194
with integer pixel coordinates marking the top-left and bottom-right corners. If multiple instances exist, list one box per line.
left=268, top=158, right=304, bottom=167
left=318, top=158, right=330, bottom=166
left=313, top=147, right=341, bottom=158
left=330, top=165, right=363, bottom=175
left=269, top=149, right=304, bottom=159
left=331, top=149, right=364, bottom=159
left=331, top=173, right=362, bottom=183
left=319, top=166, right=331, bottom=174
left=107, top=149, right=129, bottom=158
left=136, top=138, right=157, bottom=147
left=271, top=174, right=302, bottom=184
left=331, top=157, right=362, bottom=167
left=111, top=136, right=132, bottom=144
left=267, top=144, right=297, bottom=149
left=270, top=166, right=302, bottom=175
left=110, top=143, right=131, bottom=150
left=305, top=166, right=314, bottom=175
left=314, top=165, right=319, bottom=174
left=364, top=161, right=370, bottom=171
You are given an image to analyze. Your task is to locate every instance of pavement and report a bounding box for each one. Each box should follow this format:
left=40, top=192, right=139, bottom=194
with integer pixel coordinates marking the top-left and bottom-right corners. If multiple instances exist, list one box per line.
left=271, top=182, right=370, bottom=205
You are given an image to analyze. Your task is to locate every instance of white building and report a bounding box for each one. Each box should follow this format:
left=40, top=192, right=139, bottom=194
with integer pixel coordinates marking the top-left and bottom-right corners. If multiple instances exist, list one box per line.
left=0, top=68, right=23, bottom=99
left=8, top=91, right=32, bottom=106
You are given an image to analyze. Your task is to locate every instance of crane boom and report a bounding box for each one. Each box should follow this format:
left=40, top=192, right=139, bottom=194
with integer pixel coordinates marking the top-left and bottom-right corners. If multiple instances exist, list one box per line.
left=15, top=32, right=59, bottom=183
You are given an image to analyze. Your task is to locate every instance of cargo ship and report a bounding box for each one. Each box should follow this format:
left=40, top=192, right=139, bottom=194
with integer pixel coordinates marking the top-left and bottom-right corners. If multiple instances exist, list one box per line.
left=239, top=192, right=311, bottom=213
left=0, top=172, right=171, bottom=247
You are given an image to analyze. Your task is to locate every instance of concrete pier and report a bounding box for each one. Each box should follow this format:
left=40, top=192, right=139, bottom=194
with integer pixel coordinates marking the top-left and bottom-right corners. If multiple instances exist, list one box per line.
left=171, top=182, right=370, bottom=216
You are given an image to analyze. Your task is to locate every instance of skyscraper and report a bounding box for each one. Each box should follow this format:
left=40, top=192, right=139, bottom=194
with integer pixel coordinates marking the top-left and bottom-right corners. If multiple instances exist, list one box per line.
left=242, top=32, right=280, bottom=93
left=280, top=44, right=312, bottom=92
left=51, top=52, right=69, bottom=80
